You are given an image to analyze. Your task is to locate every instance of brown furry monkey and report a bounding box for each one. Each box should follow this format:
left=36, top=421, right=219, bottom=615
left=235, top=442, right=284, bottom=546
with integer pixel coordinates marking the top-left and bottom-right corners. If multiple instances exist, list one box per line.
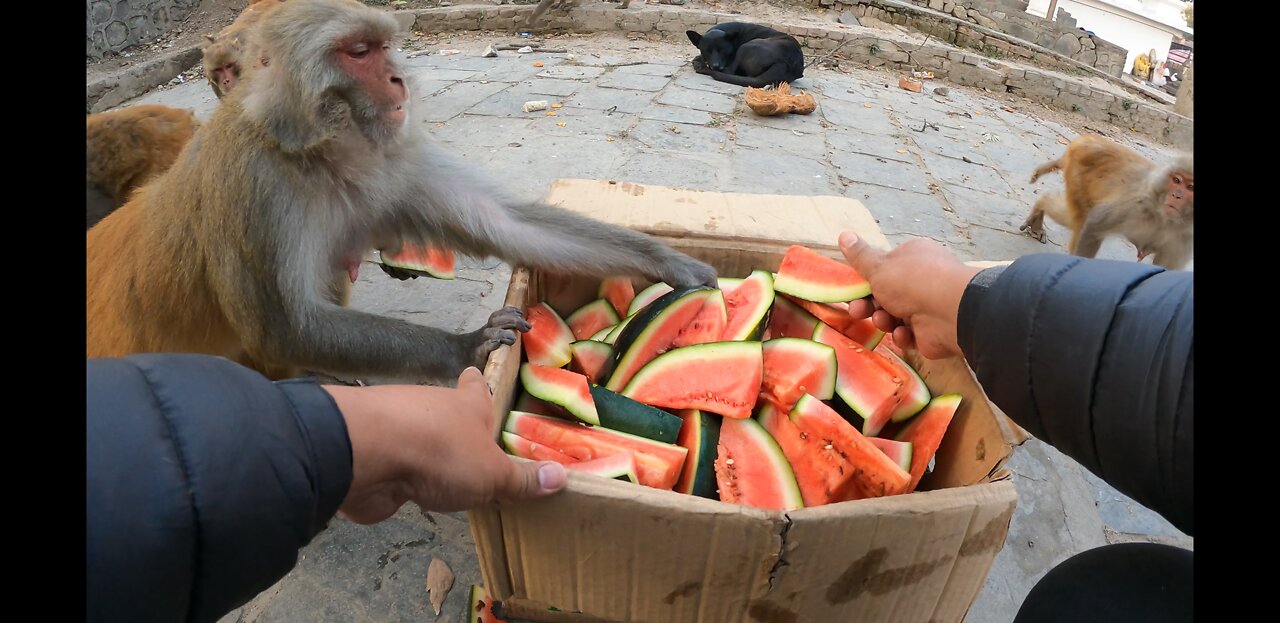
left=201, top=0, right=286, bottom=98
left=86, top=104, right=200, bottom=229
left=86, top=0, right=716, bottom=383
left=1020, top=135, right=1194, bottom=270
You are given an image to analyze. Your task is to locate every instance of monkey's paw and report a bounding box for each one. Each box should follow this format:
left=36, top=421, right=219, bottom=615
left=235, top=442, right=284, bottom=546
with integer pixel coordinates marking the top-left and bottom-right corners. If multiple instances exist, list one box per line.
left=468, top=306, right=530, bottom=367
left=379, top=263, right=421, bottom=281
left=661, top=255, right=719, bottom=289
left=1018, top=223, right=1047, bottom=244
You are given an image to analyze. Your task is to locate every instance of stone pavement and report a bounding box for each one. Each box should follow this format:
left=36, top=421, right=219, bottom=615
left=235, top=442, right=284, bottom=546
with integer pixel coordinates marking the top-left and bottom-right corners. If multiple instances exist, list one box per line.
left=122, top=35, right=1191, bottom=623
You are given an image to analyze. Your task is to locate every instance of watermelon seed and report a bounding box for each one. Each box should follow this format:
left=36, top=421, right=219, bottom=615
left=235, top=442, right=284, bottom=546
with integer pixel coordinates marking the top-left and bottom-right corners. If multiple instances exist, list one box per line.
left=799, top=432, right=808, bottom=440
left=725, top=458, right=734, bottom=465
left=824, top=444, right=833, bottom=450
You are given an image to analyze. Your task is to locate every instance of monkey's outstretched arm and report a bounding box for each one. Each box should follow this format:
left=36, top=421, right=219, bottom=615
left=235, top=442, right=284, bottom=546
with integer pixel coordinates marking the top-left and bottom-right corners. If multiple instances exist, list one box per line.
left=399, top=145, right=718, bottom=288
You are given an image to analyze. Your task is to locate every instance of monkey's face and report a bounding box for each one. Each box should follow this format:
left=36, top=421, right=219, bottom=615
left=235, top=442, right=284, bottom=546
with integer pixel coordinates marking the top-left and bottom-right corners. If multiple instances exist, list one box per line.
left=335, top=36, right=409, bottom=133
left=1165, top=171, right=1194, bottom=219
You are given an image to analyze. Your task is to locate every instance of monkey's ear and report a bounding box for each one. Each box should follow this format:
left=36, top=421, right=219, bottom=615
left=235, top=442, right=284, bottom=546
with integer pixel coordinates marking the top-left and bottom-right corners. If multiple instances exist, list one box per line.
left=686, top=31, right=702, bottom=46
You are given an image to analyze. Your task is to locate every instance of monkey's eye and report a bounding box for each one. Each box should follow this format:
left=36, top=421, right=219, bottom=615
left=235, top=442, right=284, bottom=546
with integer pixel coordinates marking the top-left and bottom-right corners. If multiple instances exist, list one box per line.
left=348, top=43, right=371, bottom=59
left=1185, top=183, right=1194, bottom=192
left=1171, top=175, right=1182, bottom=185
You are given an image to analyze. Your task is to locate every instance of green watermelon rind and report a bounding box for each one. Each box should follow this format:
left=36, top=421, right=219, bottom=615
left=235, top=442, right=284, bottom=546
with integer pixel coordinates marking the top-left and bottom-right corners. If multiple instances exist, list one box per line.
left=773, top=275, right=871, bottom=304
left=503, top=410, right=684, bottom=459
left=812, top=323, right=894, bottom=422
left=588, top=385, right=683, bottom=443
left=566, top=299, right=620, bottom=340
left=868, top=437, right=914, bottom=473
left=603, top=314, right=635, bottom=345
left=722, top=270, right=777, bottom=342
left=717, top=277, right=744, bottom=292
left=675, top=410, right=722, bottom=499
left=627, top=282, right=675, bottom=316
left=767, top=294, right=819, bottom=340
left=604, top=287, right=716, bottom=391
left=762, top=337, right=838, bottom=401
left=380, top=247, right=456, bottom=280
left=720, top=417, right=805, bottom=511
left=877, top=346, right=932, bottom=423
left=520, top=363, right=600, bottom=426
left=589, top=326, right=615, bottom=342
left=569, top=340, right=614, bottom=383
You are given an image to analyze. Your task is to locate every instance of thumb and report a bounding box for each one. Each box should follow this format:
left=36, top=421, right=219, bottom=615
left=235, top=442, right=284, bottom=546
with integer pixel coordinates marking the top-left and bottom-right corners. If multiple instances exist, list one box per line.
left=456, top=366, right=491, bottom=395
left=838, top=231, right=883, bottom=280
left=499, top=459, right=567, bottom=502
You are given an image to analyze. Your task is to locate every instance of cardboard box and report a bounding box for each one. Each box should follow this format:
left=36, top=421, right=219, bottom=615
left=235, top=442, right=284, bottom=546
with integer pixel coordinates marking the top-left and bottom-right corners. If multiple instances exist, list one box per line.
left=473, top=180, right=1027, bottom=623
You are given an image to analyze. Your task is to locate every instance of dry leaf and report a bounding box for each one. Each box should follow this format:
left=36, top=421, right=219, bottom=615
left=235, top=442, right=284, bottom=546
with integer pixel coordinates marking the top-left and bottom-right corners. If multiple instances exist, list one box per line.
left=1057, top=138, right=1069, bottom=145
left=974, top=110, right=983, bottom=115
left=1003, top=106, right=1015, bottom=113
left=435, top=123, right=444, bottom=128
left=426, top=558, right=454, bottom=616
left=896, top=149, right=908, bottom=154
left=556, top=121, right=567, bottom=127
left=546, top=111, right=557, bottom=117
left=863, top=103, right=873, bottom=108
left=551, top=103, right=563, bottom=109
left=532, top=61, right=545, bottom=67
left=606, top=137, right=616, bottom=142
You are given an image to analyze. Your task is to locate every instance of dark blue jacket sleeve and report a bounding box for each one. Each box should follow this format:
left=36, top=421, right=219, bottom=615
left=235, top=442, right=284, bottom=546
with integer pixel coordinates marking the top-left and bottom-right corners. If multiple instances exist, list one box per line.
left=957, top=254, right=1192, bottom=537
left=86, top=354, right=354, bottom=623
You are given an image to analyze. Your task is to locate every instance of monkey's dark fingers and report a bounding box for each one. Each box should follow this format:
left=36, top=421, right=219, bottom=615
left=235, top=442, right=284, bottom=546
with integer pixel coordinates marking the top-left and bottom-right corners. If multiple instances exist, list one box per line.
left=378, top=263, right=420, bottom=281
left=471, top=327, right=519, bottom=368
left=487, top=306, right=532, bottom=333
left=660, top=256, right=719, bottom=289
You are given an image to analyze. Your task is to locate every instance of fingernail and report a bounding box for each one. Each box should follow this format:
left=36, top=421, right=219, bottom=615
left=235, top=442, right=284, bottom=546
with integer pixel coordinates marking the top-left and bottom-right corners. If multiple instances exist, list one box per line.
left=538, top=463, right=567, bottom=491
left=839, top=231, right=858, bottom=248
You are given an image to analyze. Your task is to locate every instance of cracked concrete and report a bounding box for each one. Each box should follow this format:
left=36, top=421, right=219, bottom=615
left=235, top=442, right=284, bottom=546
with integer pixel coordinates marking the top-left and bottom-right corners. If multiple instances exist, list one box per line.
left=115, top=33, right=1189, bottom=623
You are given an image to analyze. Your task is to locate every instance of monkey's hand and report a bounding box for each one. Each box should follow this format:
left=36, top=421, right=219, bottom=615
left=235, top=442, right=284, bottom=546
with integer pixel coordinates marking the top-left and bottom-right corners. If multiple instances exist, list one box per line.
left=463, top=306, right=530, bottom=369
left=656, top=251, right=718, bottom=289
left=379, top=263, right=421, bottom=281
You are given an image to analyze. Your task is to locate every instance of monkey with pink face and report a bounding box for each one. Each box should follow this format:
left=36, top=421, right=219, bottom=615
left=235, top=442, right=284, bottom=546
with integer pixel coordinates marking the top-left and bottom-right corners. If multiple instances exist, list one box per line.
left=1021, top=135, right=1194, bottom=270
left=86, top=0, right=717, bottom=383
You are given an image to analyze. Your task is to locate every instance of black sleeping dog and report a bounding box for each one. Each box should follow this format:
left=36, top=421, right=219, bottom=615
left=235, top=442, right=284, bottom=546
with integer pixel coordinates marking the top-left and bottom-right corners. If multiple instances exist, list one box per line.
left=686, top=22, right=805, bottom=88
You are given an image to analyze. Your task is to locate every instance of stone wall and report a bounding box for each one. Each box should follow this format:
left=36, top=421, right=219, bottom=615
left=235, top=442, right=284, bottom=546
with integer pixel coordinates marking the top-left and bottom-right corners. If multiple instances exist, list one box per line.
left=823, top=0, right=1126, bottom=77
left=87, top=0, right=201, bottom=59
left=411, top=5, right=1189, bottom=146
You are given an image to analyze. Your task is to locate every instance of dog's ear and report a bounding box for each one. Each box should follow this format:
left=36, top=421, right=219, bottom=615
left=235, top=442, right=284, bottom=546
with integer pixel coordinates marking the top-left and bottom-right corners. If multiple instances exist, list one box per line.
left=686, top=30, right=702, bottom=46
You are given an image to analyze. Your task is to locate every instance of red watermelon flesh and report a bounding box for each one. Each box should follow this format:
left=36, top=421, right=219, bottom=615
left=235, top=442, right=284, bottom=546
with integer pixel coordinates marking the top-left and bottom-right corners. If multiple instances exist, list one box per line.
left=813, top=323, right=908, bottom=437
left=773, top=245, right=871, bottom=303
left=381, top=243, right=456, bottom=279
left=520, top=363, right=599, bottom=426
left=621, top=341, right=762, bottom=419
left=894, top=394, right=962, bottom=493
left=569, top=340, right=613, bottom=384
left=605, top=288, right=718, bottom=392
left=767, top=295, right=819, bottom=340
left=715, top=416, right=805, bottom=511
left=469, top=585, right=507, bottom=623
left=565, top=451, right=641, bottom=484
left=501, top=432, right=578, bottom=465
left=761, top=338, right=837, bottom=411
left=598, top=277, right=636, bottom=318
left=721, top=270, right=775, bottom=341
left=873, top=340, right=931, bottom=423
left=757, top=400, right=861, bottom=507
left=567, top=299, right=620, bottom=342
left=671, top=289, right=729, bottom=348
left=867, top=437, right=913, bottom=473
left=784, top=295, right=884, bottom=349
left=523, top=303, right=574, bottom=368
left=503, top=411, right=687, bottom=490
left=789, top=394, right=910, bottom=498
left=513, top=391, right=567, bottom=419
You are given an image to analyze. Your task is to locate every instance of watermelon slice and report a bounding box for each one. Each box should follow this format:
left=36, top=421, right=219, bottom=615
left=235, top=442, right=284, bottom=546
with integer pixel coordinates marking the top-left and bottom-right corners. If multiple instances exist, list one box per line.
left=380, top=243, right=456, bottom=280
left=566, top=452, right=641, bottom=484
left=504, top=411, right=687, bottom=489
left=513, top=391, right=566, bottom=418
left=589, top=325, right=615, bottom=342
left=627, top=282, right=674, bottom=316
left=813, top=323, right=908, bottom=436
left=674, top=409, right=721, bottom=499
left=566, top=299, right=620, bottom=342
left=671, top=289, right=728, bottom=349
left=588, top=385, right=683, bottom=443
left=520, top=364, right=598, bottom=425
left=784, top=295, right=884, bottom=349
left=523, top=303, right=574, bottom=368
left=715, top=417, right=804, bottom=511
left=569, top=340, right=613, bottom=384
left=598, top=277, right=635, bottom=318
left=773, top=245, right=871, bottom=303
left=789, top=394, right=910, bottom=498
left=874, top=340, right=931, bottom=423
left=603, top=314, right=634, bottom=345
left=767, top=295, right=819, bottom=340
left=721, top=270, right=775, bottom=341
left=868, top=437, right=913, bottom=473
left=894, top=394, right=962, bottom=493
left=603, top=287, right=717, bottom=391
left=469, top=585, right=507, bottom=623
left=501, top=431, right=577, bottom=464
left=757, top=400, right=861, bottom=507
left=718, top=277, right=744, bottom=295
left=622, top=341, right=763, bottom=419
left=760, top=338, right=837, bottom=411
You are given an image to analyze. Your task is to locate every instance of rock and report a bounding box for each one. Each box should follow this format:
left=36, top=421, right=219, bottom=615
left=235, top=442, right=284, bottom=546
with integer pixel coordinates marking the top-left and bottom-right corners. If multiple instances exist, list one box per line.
left=517, top=45, right=534, bottom=53
left=1053, top=33, right=1082, bottom=56
left=482, top=45, right=498, bottom=58
left=952, top=6, right=967, bottom=20
left=928, top=0, right=945, bottom=10
left=522, top=100, right=549, bottom=112
left=839, top=11, right=861, bottom=26
left=933, top=86, right=950, bottom=97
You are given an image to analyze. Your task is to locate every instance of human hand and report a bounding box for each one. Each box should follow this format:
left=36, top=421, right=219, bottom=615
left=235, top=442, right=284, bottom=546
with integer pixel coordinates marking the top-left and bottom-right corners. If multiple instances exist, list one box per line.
left=838, top=231, right=981, bottom=359
left=329, top=367, right=566, bottom=524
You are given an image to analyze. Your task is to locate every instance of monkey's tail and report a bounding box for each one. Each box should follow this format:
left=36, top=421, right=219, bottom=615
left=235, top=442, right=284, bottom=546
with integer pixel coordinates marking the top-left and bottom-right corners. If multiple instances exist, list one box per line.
left=1029, top=158, right=1063, bottom=184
